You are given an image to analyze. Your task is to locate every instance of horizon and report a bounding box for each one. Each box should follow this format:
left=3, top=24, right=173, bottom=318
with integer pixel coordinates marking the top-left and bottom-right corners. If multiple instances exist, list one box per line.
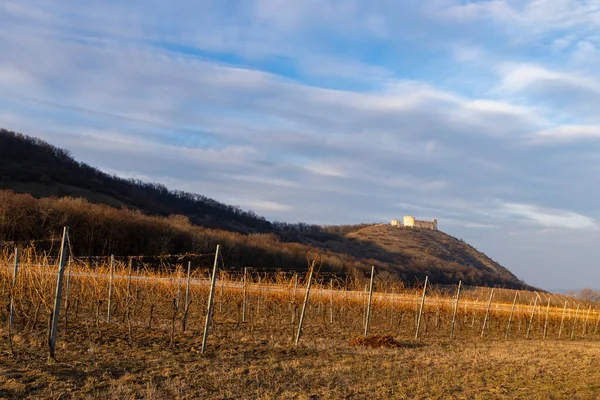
left=2, top=1, right=600, bottom=291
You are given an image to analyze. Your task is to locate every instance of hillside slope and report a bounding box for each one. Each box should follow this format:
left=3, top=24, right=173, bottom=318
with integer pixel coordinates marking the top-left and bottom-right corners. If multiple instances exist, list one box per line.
left=343, top=224, right=522, bottom=287
left=0, top=128, right=533, bottom=289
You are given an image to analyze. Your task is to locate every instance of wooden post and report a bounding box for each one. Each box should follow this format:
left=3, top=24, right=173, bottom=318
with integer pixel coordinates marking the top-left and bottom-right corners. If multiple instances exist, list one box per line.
left=593, top=310, right=600, bottom=338
left=294, top=266, right=314, bottom=346
left=182, top=261, right=192, bottom=332
left=583, top=306, right=592, bottom=336
left=125, top=257, right=133, bottom=317
left=256, top=276, right=262, bottom=316
left=329, top=280, right=334, bottom=324
left=505, top=291, right=519, bottom=339
left=107, top=255, right=115, bottom=324
left=125, top=257, right=133, bottom=341
left=415, top=276, right=428, bottom=340
left=242, top=267, right=248, bottom=323
left=481, top=288, right=495, bottom=338
left=48, top=227, right=69, bottom=361
left=364, top=266, right=375, bottom=336
left=558, top=301, right=567, bottom=338
left=390, top=289, right=395, bottom=328
left=8, top=247, right=19, bottom=327
left=127, top=257, right=133, bottom=292
left=450, top=281, right=462, bottom=338
left=176, top=265, right=182, bottom=310
left=570, top=303, right=580, bottom=340
left=219, top=271, right=225, bottom=313
left=363, top=283, right=368, bottom=327
left=543, top=297, right=551, bottom=340
left=291, top=273, right=298, bottom=324
left=63, top=256, right=72, bottom=329
left=7, top=247, right=19, bottom=354
left=201, top=245, right=220, bottom=355
left=471, top=297, right=479, bottom=327
left=526, top=295, right=538, bottom=338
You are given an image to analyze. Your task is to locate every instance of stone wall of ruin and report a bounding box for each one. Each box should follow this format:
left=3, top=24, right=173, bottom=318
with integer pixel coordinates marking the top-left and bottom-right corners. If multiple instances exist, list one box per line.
left=391, top=216, right=438, bottom=231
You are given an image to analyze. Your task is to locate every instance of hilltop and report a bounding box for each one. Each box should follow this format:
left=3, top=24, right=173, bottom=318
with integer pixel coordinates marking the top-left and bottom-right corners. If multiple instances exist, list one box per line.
left=0, top=128, right=533, bottom=289
left=343, top=224, right=523, bottom=287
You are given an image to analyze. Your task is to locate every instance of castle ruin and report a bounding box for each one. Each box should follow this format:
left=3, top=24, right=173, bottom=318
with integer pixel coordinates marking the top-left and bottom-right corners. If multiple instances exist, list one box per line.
left=391, top=216, right=438, bottom=231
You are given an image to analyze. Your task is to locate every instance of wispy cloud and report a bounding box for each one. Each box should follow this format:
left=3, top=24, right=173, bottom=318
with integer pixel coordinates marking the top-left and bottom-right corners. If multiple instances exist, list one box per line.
left=534, top=125, right=600, bottom=142
left=499, top=202, right=597, bottom=230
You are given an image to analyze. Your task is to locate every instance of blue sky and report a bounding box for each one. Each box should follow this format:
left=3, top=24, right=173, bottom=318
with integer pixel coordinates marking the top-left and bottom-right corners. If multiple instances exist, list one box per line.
left=2, top=0, right=600, bottom=290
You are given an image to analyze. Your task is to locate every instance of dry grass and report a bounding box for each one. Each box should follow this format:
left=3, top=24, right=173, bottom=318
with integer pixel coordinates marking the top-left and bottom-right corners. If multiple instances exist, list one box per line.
left=2, top=248, right=600, bottom=398
left=2, top=325, right=600, bottom=399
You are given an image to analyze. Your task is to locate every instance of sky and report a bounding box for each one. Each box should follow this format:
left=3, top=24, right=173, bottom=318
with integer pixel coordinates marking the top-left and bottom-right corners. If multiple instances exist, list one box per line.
left=2, top=0, right=600, bottom=291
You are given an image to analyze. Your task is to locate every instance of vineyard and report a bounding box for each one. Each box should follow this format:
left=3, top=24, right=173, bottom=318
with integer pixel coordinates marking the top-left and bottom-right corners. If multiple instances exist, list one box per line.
left=2, top=230, right=597, bottom=363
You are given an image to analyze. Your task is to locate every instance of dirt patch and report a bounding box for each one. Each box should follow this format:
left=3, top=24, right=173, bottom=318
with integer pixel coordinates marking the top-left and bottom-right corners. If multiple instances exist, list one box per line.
left=349, top=334, right=427, bottom=349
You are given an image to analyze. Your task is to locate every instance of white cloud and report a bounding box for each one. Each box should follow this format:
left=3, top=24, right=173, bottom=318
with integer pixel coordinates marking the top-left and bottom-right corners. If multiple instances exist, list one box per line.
left=0, top=66, right=34, bottom=86
left=499, top=202, right=597, bottom=230
left=534, top=124, right=600, bottom=142
left=304, top=163, right=346, bottom=177
left=497, top=63, right=599, bottom=93
left=437, top=0, right=600, bottom=39
left=234, top=200, right=293, bottom=213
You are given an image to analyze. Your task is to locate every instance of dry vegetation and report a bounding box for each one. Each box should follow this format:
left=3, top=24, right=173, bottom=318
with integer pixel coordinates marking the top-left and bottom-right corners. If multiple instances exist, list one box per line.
left=4, top=327, right=600, bottom=399
left=0, top=189, right=535, bottom=288
left=1, top=247, right=599, bottom=398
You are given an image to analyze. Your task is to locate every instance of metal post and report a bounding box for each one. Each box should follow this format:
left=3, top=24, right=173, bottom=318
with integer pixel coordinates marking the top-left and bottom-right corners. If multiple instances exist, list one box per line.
left=450, top=281, right=462, bottom=338
left=364, top=266, right=375, bottom=336
left=505, top=292, right=519, bottom=339
left=481, top=288, right=495, bottom=338
left=295, top=266, right=315, bottom=346
left=543, top=298, right=551, bottom=340
left=415, top=276, right=428, bottom=340
left=48, top=226, right=69, bottom=360
left=201, top=245, right=220, bottom=355
left=526, top=295, right=538, bottom=339
left=558, top=301, right=567, bottom=338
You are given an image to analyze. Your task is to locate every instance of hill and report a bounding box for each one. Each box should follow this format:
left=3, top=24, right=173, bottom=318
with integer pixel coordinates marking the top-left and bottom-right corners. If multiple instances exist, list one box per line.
left=343, top=224, right=523, bottom=287
left=0, top=128, right=534, bottom=289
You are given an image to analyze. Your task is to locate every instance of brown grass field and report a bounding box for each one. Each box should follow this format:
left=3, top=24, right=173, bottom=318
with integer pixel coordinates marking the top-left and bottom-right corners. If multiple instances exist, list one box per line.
left=2, top=248, right=600, bottom=399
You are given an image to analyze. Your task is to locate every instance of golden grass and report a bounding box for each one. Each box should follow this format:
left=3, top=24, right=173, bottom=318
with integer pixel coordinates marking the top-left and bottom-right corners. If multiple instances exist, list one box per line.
left=2, top=324, right=600, bottom=399
left=2, top=248, right=600, bottom=398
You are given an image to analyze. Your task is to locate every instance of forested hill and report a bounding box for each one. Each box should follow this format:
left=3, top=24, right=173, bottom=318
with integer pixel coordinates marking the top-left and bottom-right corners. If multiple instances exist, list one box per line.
left=0, top=128, right=274, bottom=233
left=0, top=128, right=535, bottom=290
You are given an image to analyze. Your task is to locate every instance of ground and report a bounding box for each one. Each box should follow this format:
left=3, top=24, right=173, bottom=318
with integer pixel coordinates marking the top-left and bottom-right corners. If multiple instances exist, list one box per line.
left=2, top=324, right=600, bottom=399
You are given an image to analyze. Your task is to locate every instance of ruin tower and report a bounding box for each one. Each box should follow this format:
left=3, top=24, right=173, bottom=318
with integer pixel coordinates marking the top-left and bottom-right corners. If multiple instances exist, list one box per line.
left=403, top=216, right=415, bottom=228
